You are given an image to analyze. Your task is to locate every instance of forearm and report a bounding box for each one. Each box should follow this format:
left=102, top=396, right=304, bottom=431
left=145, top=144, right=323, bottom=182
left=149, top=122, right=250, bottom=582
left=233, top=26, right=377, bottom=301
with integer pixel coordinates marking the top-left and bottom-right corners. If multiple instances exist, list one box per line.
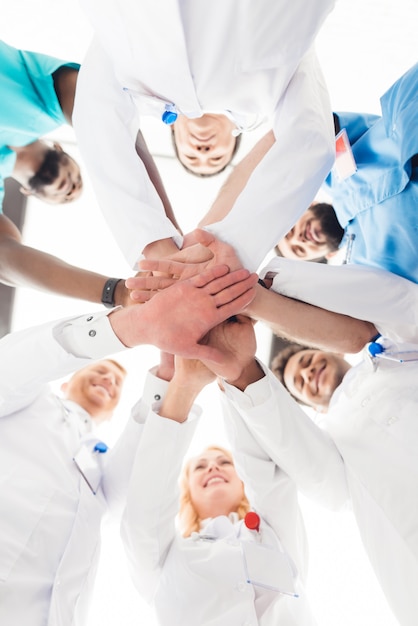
left=159, top=375, right=205, bottom=423
left=73, top=39, right=182, bottom=268
left=121, top=411, right=199, bottom=602
left=0, top=237, right=129, bottom=305
left=245, top=284, right=377, bottom=353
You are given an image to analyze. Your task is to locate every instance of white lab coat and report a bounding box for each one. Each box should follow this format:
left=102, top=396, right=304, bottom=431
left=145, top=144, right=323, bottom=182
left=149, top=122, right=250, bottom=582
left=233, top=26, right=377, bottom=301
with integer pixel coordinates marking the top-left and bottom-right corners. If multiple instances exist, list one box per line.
left=0, top=314, right=161, bottom=626
left=255, top=259, right=418, bottom=626
left=122, top=399, right=318, bottom=626
left=74, top=0, right=336, bottom=271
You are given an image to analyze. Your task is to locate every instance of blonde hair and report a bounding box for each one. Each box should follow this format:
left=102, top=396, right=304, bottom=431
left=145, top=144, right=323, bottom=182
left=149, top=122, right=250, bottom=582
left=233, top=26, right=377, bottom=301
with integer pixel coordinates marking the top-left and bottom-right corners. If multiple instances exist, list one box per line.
left=178, top=445, right=250, bottom=537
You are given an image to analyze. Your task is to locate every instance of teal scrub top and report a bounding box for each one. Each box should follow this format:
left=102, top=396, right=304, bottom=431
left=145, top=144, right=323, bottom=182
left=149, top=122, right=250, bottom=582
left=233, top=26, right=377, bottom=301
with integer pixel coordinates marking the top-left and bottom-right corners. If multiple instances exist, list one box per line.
left=0, top=39, right=79, bottom=210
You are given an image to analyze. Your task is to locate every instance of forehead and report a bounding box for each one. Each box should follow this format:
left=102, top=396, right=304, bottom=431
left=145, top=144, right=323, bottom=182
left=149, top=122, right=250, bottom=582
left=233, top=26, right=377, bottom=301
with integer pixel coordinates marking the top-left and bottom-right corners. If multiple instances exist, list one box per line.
left=192, top=449, right=230, bottom=465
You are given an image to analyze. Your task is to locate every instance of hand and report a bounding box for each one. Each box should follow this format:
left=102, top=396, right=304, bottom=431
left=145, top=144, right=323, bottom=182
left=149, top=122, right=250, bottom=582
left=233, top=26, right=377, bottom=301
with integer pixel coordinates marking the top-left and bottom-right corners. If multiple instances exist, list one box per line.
left=128, top=229, right=244, bottom=301
left=199, top=315, right=258, bottom=382
left=172, top=355, right=216, bottom=394
left=110, top=265, right=258, bottom=363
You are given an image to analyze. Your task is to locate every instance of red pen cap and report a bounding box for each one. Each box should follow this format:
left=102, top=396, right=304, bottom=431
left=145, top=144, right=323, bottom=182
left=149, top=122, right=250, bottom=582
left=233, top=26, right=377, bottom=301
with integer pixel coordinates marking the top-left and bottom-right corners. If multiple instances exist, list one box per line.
left=244, top=511, right=260, bottom=532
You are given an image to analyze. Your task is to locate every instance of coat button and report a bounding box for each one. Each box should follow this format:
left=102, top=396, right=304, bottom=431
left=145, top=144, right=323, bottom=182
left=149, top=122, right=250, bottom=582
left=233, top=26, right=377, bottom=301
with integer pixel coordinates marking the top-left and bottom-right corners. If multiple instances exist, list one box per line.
left=86, top=316, right=93, bottom=322
left=154, top=394, right=161, bottom=401
left=386, top=415, right=399, bottom=426
left=360, top=396, right=370, bottom=407
left=89, top=330, right=96, bottom=337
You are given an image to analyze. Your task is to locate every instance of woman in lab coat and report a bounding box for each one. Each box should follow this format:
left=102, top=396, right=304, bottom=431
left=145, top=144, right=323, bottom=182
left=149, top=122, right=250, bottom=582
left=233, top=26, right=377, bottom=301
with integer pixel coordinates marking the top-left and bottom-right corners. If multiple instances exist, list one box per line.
left=121, top=331, right=319, bottom=626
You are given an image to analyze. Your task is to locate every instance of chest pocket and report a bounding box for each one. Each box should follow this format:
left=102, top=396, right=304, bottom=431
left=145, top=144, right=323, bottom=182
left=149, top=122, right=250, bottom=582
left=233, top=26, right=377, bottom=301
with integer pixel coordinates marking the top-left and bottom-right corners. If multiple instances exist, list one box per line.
left=0, top=475, right=54, bottom=581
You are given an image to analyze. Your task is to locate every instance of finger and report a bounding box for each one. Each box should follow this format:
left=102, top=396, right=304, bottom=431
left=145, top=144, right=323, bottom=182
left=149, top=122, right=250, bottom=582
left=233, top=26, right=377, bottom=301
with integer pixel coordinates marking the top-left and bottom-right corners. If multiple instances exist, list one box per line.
left=126, top=275, right=177, bottom=291
left=130, top=290, right=156, bottom=303
left=214, top=284, right=258, bottom=320
left=189, top=264, right=230, bottom=288
left=193, top=267, right=252, bottom=294
left=139, top=258, right=195, bottom=278
left=185, top=343, right=226, bottom=365
left=190, top=228, right=216, bottom=248
left=212, top=274, right=259, bottom=307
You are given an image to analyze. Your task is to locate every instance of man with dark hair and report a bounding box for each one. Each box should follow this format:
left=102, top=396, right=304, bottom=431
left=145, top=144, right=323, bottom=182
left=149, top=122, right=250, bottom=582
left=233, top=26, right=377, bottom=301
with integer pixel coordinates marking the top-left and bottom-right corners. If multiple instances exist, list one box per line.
left=271, top=343, right=352, bottom=411
left=0, top=39, right=134, bottom=307
left=0, top=39, right=82, bottom=207
left=278, top=62, right=418, bottom=279
left=198, top=312, right=418, bottom=626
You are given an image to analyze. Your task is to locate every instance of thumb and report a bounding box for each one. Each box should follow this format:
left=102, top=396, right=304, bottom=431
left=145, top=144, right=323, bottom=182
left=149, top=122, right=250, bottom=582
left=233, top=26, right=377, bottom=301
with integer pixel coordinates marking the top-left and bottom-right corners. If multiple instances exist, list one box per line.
left=190, top=228, right=216, bottom=249
left=188, top=343, right=226, bottom=365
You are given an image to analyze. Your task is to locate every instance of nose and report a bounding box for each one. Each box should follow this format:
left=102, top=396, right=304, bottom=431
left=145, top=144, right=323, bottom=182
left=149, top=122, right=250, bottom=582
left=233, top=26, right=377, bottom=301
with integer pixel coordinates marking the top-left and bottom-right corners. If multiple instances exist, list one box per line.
left=196, top=144, right=211, bottom=152
left=207, top=460, right=219, bottom=472
left=301, top=364, right=315, bottom=384
left=101, top=371, right=115, bottom=386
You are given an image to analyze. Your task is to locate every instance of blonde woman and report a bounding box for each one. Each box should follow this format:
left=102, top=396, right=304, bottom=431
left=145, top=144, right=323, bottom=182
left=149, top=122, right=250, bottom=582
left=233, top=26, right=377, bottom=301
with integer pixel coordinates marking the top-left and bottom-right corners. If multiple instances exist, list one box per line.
left=121, top=316, right=319, bottom=625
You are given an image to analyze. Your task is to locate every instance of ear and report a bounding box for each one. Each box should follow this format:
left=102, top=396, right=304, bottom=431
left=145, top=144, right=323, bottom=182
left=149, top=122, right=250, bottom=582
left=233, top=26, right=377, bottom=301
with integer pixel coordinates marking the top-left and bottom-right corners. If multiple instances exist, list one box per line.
left=52, top=142, right=63, bottom=153
left=19, top=186, right=33, bottom=197
left=60, top=381, right=68, bottom=395
left=325, top=250, right=339, bottom=260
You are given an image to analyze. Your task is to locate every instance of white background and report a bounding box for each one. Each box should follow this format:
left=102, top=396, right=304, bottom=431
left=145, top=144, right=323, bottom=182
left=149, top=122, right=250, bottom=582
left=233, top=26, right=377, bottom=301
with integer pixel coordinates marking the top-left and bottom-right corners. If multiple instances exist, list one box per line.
left=2, top=0, right=417, bottom=624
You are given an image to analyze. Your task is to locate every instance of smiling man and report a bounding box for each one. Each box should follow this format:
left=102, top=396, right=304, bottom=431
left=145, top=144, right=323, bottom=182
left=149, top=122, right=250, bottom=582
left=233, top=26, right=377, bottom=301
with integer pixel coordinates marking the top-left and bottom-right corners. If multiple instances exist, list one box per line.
left=0, top=347, right=130, bottom=626
left=271, top=343, right=352, bottom=411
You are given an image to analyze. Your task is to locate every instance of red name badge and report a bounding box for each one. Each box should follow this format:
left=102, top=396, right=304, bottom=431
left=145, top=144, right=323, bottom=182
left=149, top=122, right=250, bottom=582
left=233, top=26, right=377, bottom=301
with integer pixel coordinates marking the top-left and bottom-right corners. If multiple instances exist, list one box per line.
left=333, top=128, right=357, bottom=180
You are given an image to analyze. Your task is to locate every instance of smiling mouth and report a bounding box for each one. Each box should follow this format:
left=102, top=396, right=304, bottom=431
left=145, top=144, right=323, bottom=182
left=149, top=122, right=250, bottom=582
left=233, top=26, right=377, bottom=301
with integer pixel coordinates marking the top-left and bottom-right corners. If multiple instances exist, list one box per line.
left=314, top=364, right=326, bottom=393
left=204, top=476, right=227, bottom=488
left=92, top=384, right=112, bottom=398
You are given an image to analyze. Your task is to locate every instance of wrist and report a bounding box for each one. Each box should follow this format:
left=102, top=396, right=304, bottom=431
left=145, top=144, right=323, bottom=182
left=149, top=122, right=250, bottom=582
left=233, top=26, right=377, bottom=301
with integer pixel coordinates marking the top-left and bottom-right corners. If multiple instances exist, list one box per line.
left=113, top=278, right=129, bottom=307
left=225, top=359, right=265, bottom=391
left=101, top=277, right=123, bottom=308
left=108, top=305, right=149, bottom=348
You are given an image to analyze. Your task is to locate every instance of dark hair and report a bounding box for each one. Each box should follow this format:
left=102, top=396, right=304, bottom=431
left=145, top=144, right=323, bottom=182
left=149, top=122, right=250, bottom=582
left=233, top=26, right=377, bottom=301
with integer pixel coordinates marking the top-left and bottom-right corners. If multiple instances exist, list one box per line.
left=171, top=128, right=242, bottom=177
left=28, top=148, right=67, bottom=192
left=309, top=202, right=344, bottom=252
left=270, top=342, right=310, bottom=404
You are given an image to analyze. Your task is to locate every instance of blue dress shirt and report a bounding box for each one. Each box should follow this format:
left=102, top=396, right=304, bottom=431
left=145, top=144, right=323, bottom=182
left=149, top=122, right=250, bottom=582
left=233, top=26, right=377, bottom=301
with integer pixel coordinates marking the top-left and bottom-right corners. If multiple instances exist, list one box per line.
left=325, top=62, right=418, bottom=283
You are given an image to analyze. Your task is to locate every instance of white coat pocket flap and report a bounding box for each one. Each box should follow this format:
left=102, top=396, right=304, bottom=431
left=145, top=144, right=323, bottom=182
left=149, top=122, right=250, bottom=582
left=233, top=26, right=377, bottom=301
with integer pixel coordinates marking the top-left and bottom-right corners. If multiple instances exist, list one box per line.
left=241, top=540, right=297, bottom=596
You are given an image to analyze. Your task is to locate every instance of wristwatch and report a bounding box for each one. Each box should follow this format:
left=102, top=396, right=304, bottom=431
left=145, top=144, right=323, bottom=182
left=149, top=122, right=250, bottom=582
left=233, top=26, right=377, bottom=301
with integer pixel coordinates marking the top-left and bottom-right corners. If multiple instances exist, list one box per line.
left=101, top=277, right=122, bottom=308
